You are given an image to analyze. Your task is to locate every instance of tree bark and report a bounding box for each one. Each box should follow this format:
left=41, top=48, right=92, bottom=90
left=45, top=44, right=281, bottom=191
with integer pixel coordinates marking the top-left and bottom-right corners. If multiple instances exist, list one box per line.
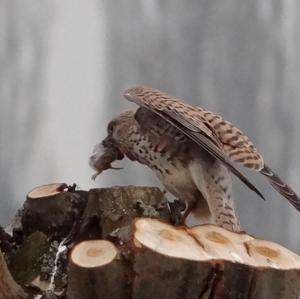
left=0, top=249, right=26, bottom=299
left=67, top=240, right=127, bottom=299
left=77, top=186, right=170, bottom=242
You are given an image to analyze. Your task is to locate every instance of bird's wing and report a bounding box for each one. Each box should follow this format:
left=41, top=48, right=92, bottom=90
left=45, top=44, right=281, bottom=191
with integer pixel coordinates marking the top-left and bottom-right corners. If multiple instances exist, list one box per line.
left=194, top=107, right=264, bottom=171
left=125, top=86, right=263, bottom=169
left=195, top=106, right=300, bottom=210
left=261, top=165, right=300, bottom=211
left=124, top=86, right=265, bottom=200
left=124, top=85, right=300, bottom=211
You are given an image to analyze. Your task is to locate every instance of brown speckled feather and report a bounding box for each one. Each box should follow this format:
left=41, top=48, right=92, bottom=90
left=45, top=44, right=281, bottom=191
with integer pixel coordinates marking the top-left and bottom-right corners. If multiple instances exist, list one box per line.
left=195, top=107, right=264, bottom=171
left=124, top=86, right=264, bottom=199
left=124, top=85, right=300, bottom=211
left=125, top=86, right=263, bottom=171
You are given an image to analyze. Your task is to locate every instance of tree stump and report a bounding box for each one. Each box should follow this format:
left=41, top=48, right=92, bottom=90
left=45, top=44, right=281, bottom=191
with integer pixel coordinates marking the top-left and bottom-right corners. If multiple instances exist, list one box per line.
left=22, top=183, right=86, bottom=238
left=79, top=186, right=170, bottom=242
left=1, top=184, right=300, bottom=299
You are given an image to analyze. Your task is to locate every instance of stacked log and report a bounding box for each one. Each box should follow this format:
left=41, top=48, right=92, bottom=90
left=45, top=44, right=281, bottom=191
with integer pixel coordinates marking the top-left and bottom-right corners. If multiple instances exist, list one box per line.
left=0, top=184, right=299, bottom=299
left=68, top=240, right=127, bottom=299
left=22, top=183, right=86, bottom=238
left=67, top=218, right=300, bottom=299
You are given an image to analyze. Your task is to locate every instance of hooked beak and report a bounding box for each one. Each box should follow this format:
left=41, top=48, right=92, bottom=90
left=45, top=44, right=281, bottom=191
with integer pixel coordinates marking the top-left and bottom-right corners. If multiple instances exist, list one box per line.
left=101, top=136, right=124, bottom=160
left=102, top=136, right=114, bottom=148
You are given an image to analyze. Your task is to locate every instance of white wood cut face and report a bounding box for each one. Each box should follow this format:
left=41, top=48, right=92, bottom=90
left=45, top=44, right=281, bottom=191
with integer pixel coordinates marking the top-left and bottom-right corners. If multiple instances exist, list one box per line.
left=134, top=219, right=300, bottom=270
left=134, top=218, right=209, bottom=261
left=29, top=183, right=62, bottom=198
left=245, top=240, right=300, bottom=270
left=71, top=240, right=117, bottom=268
left=188, top=225, right=255, bottom=265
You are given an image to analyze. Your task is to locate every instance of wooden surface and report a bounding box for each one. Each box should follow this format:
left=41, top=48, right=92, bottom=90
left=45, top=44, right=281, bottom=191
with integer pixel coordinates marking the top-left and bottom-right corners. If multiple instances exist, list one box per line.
left=0, top=184, right=299, bottom=299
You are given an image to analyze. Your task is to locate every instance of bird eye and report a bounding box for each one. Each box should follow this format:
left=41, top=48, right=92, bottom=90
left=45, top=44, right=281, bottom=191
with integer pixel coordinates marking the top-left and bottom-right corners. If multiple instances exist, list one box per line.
left=107, top=122, right=115, bottom=134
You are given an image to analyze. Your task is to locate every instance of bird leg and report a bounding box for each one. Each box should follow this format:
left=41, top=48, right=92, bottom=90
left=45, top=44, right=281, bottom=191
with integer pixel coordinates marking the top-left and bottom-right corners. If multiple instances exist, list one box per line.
left=180, top=200, right=198, bottom=225
left=168, top=199, right=195, bottom=226
left=167, top=199, right=185, bottom=226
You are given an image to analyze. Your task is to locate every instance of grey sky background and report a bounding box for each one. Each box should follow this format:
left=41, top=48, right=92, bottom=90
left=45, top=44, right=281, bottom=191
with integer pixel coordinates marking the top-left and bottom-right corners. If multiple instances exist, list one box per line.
left=0, top=0, right=299, bottom=253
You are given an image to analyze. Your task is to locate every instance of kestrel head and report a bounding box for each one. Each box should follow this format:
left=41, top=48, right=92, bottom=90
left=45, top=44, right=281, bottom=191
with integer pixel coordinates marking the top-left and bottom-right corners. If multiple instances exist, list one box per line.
left=89, top=110, right=136, bottom=179
left=104, top=110, right=136, bottom=146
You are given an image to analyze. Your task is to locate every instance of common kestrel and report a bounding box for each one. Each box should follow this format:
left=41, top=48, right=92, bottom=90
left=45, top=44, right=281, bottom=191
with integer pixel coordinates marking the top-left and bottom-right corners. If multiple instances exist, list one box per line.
left=89, top=86, right=299, bottom=232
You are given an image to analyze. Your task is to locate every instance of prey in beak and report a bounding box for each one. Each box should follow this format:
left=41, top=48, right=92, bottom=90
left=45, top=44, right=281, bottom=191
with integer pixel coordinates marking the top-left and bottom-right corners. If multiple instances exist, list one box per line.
left=89, top=141, right=124, bottom=180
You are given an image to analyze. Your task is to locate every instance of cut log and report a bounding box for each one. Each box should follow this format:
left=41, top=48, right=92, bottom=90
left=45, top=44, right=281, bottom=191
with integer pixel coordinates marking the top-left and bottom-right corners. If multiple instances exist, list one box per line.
left=0, top=249, right=26, bottom=299
left=189, top=225, right=300, bottom=298
left=132, top=218, right=300, bottom=299
left=241, top=239, right=300, bottom=299
left=132, top=219, right=213, bottom=299
left=22, top=183, right=86, bottom=237
left=67, top=240, right=127, bottom=299
left=4, top=185, right=300, bottom=299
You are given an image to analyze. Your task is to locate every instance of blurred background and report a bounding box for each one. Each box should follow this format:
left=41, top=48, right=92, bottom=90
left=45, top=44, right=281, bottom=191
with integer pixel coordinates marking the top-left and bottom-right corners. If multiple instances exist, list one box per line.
left=0, top=0, right=299, bottom=252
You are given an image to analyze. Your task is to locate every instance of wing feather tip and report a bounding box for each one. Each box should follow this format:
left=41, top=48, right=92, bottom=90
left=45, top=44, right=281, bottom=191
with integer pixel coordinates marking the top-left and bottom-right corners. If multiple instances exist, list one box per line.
left=261, top=164, right=300, bottom=211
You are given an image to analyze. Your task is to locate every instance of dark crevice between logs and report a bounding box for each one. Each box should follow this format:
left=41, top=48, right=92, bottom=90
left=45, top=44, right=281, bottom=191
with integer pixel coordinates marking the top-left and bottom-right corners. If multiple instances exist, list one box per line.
left=0, top=227, right=12, bottom=252
left=208, top=264, right=224, bottom=299
left=246, top=270, right=256, bottom=299
left=186, top=230, right=206, bottom=250
left=120, top=247, right=136, bottom=299
left=197, top=264, right=224, bottom=299
left=198, top=267, right=217, bottom=299
left=243, top=242, right=251, bottom=257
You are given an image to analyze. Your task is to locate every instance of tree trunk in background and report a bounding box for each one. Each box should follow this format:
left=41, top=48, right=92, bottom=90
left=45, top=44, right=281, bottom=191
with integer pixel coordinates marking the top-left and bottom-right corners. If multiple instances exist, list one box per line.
left=0, top=0, right=53, bottom=223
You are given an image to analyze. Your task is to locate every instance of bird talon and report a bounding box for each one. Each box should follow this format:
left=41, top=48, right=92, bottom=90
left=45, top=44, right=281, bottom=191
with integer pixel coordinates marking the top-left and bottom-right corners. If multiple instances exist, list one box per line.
left=167, top=199, right=186, bottom=226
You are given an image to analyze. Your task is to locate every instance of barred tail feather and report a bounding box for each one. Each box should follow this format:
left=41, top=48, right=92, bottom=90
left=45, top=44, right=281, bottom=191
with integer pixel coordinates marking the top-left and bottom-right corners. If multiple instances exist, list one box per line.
left=261, top=165, right=300, bottom=211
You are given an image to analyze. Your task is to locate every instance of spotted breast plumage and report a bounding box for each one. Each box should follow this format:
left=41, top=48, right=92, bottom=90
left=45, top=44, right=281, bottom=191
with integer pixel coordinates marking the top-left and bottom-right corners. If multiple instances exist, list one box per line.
left=89, top=86, right=300, bottom=232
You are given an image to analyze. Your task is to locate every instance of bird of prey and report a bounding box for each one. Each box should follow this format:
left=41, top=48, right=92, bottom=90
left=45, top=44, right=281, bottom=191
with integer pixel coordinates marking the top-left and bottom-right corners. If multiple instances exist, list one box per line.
left=89, top=86, right=300, bottom=232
